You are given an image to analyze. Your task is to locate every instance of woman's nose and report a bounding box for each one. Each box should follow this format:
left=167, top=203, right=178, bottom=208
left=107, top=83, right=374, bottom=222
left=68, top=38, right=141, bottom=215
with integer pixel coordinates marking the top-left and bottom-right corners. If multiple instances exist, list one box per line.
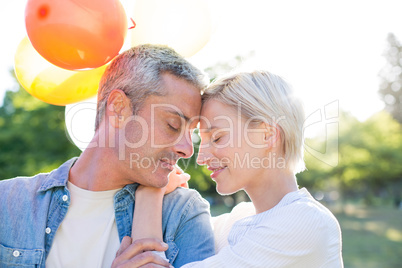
left=196, top=144, right=211, bottom=166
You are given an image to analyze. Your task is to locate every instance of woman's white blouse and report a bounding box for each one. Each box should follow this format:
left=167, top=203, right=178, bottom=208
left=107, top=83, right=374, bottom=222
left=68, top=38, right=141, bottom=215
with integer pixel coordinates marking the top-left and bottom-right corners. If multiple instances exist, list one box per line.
left=183, top=188, right=343, bottom=268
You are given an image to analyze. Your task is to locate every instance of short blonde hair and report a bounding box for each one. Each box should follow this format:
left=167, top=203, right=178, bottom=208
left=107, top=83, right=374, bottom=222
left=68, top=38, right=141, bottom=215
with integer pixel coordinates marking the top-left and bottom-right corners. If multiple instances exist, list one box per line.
left=203, top=70, right=305, bottom=174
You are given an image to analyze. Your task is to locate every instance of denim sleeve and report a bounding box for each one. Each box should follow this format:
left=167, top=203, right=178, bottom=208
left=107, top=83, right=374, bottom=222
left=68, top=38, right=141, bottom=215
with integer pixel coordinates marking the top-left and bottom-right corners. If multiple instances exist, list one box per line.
left=162, top=189, right=215, bottom=267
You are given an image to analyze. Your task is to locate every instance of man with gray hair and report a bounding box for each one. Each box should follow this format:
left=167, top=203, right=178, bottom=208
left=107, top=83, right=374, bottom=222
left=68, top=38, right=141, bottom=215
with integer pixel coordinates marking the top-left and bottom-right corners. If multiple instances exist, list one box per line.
left=0, top=44, right=215, bottom=267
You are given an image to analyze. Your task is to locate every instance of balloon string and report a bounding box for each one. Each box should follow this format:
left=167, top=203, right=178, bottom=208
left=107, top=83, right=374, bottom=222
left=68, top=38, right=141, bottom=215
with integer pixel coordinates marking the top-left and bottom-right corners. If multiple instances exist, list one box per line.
left=129, top=18, right=136, bottom=29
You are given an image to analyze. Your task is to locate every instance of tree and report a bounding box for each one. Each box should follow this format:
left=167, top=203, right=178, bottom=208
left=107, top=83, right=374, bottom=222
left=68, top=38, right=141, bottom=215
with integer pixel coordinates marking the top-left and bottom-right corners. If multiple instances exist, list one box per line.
left=298, top=110, right=402, bottom=205
left=0, top=75, right=80, bottom=180
left=379, top=33, right=402, bottom=124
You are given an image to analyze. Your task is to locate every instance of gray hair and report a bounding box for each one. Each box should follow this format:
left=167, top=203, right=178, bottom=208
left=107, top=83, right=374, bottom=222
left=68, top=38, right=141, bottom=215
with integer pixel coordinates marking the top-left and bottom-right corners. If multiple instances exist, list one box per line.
left=203, top=70, right=306, bottom=174
left=95, top=44, right=206, bottom=129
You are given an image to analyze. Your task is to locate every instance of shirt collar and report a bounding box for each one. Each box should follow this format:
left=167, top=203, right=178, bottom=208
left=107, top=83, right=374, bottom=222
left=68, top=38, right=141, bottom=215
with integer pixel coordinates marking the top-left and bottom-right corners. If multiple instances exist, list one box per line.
left=37, top=157, right=78, bottom=193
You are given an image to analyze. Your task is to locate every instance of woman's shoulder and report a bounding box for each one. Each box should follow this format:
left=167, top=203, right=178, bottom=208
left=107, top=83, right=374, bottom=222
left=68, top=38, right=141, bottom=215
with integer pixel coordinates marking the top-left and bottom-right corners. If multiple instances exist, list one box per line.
left=164, top=187, right=207, bottom=204
left=281, top=188, right=339, bottom=225
left=255, top=188, right=341, bottom=240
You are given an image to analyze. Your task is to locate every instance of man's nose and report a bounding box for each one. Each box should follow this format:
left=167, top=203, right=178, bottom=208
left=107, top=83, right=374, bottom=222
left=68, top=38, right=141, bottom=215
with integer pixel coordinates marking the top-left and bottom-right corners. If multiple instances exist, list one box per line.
left=174, top=131, right=194, bottom=159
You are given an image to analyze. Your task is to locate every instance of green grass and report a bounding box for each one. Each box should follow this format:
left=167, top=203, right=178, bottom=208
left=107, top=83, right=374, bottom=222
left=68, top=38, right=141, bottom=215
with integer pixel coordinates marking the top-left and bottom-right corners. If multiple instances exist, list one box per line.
left=334, top=204, right=402, bottom=268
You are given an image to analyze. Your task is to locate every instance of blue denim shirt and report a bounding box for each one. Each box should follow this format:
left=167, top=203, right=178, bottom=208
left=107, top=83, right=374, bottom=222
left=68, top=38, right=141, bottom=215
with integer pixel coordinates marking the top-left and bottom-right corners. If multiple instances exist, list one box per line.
left=0, top=158, right=215, bottom=267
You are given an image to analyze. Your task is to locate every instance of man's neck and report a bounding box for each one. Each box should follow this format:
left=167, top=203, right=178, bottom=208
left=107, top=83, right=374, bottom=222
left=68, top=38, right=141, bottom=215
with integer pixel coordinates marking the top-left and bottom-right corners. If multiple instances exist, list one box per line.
left=69, top=146, right=128, bottom=191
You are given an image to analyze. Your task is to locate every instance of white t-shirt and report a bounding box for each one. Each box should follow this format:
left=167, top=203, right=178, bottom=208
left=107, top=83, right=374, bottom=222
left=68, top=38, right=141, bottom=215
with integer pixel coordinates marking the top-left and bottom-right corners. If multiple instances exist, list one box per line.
left=184, top=188, right=343, bottom=268
left=46, top=182, right=121, bottom=268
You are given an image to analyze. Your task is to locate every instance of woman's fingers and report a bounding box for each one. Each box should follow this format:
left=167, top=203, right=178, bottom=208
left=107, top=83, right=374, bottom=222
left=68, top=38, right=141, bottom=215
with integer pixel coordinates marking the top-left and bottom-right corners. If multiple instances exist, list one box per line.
left=178, top=173, right=190, bottom=184
left=180, top=182, right=189, bottom=189
left=173, top=164, right=184, bottom=174
left=165, top=170, right=191, bottom=194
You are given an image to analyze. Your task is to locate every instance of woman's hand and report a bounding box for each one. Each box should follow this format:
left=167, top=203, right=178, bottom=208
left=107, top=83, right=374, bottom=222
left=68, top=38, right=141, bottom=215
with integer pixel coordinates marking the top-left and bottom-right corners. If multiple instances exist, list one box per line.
left=164, top=165, right=190, bottom=194
left=135, top=165, right=190, bottom=197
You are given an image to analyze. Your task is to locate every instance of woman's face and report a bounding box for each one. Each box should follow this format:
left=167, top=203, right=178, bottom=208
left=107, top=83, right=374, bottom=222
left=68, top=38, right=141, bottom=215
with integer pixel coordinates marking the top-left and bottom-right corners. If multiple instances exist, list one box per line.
left=197, top=99, right=270, bottom=195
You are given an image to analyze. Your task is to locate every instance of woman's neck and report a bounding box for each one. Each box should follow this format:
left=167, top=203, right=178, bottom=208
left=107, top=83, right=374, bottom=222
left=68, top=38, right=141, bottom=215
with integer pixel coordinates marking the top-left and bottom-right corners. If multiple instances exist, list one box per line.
left=245, top=168, right=298, bottom=214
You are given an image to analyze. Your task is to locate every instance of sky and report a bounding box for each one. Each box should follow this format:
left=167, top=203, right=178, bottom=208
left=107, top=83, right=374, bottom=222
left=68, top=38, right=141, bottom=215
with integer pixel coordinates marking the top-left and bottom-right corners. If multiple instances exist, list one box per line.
left=1, top=0, right=402, bottom=126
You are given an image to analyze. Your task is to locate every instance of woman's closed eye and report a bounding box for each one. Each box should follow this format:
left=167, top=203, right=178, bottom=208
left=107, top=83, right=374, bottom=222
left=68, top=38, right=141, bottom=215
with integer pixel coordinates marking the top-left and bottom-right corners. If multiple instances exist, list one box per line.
left=211, top=130, right=229, bottom=145
left=212, top=134, right=223, bottom=144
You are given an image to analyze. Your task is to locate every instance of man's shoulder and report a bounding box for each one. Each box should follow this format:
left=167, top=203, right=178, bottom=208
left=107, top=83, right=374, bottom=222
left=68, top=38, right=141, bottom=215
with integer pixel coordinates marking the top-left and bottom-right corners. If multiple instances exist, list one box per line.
left=162, top=188, right=210, bottom=218
left=0, top=173, right=53, bottom=209
left=165, top=187, right=209, bottom=206
left=160, top=187, right=215, bottom=265
left=0, top=173, right=49, bottom=192
left=0, top=157, right=77, bottom=195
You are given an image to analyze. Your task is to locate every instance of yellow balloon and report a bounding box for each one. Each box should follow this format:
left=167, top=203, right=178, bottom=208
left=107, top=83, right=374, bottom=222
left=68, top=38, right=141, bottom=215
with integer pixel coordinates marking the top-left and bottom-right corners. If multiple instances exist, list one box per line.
left=14, top=37, right=106, bottom=106
left=131, top=0, right=212, bottom=57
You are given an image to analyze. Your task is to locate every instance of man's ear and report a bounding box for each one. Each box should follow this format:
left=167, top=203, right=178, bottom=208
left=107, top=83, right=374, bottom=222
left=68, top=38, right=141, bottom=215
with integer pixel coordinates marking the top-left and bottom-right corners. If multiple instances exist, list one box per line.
left=262, top=122, right=280, bottom=149
left=106, top=89, right=132, bottom=128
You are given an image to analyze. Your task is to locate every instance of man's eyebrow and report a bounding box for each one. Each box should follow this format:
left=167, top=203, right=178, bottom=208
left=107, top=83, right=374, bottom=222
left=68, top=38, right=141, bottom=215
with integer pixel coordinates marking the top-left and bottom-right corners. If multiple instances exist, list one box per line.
left=165, top=110, right=190, bottom=122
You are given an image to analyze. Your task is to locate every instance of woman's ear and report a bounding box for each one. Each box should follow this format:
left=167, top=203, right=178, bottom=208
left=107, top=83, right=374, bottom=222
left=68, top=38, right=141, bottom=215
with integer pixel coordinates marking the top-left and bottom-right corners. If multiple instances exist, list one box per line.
left=106, top=89, right=132, bottom=129
left=263, top=122, right=280, bottom=149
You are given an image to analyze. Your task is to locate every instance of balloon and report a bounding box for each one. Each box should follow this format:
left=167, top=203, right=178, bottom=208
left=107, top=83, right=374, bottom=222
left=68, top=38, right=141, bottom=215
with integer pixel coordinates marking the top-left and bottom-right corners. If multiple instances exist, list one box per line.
left=14, top=37, right=106, bottom=106
left=131, top=0, right=212, bottom=57
left=65, top=97, right=97, bottom=151
left=25, top=0, right=127, bottom=70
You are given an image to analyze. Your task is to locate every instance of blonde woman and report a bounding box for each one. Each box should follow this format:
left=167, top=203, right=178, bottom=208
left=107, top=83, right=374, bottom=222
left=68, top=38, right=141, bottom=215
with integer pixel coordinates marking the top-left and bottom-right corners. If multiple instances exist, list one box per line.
left=114, top=70, right=343, bottom=268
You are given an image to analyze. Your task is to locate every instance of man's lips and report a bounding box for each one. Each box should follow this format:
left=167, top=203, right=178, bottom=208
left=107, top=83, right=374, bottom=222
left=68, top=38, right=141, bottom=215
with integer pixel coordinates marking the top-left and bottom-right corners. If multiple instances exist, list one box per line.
left=160, top=159, right=176, bottom=171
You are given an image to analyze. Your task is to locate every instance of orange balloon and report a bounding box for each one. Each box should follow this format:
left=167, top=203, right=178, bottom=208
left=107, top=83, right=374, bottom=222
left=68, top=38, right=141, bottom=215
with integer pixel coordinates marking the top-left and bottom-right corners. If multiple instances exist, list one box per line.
left=25, top=0, right=127, bottom=70
left=14, top=37, right=107, bottom=106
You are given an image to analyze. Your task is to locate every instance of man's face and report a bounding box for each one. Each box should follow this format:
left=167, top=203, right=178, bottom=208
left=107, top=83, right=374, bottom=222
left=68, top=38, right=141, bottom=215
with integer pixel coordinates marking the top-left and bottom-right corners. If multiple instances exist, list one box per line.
left=117, top=73, right=201, bottom=187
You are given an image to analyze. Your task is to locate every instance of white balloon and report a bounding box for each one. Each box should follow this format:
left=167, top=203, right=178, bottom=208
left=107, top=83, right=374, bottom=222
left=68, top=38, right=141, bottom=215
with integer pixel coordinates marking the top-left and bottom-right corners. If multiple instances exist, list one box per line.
left=65, top=97, right=97, bottom=151
left=131, top=0, right=212, bottom=57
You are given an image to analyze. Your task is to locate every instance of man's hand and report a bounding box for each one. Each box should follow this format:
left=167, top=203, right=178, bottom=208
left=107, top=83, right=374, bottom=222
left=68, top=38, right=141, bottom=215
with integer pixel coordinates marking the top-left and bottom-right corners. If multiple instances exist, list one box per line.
left=112, top=237, right=172, bottom=268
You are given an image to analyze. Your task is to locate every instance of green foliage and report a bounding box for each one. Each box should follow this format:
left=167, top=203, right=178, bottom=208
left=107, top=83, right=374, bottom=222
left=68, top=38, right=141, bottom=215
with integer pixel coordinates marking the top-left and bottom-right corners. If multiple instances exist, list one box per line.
left=0, top=84, right=80, bottom=180
left=298, top=111, right=402, bottom=203
left=338, top=111, right=402, bottom=196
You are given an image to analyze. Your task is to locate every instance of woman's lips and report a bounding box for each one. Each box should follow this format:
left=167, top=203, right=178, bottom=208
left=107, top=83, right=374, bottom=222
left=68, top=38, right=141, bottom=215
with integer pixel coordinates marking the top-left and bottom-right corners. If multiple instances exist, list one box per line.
left=210, top=166, right=226, bottom=179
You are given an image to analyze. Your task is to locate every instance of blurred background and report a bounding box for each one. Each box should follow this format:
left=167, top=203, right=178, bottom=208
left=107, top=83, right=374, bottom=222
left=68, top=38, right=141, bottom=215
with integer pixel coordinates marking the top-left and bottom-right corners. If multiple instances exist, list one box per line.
left=1, top=1, right=402, bottom=267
